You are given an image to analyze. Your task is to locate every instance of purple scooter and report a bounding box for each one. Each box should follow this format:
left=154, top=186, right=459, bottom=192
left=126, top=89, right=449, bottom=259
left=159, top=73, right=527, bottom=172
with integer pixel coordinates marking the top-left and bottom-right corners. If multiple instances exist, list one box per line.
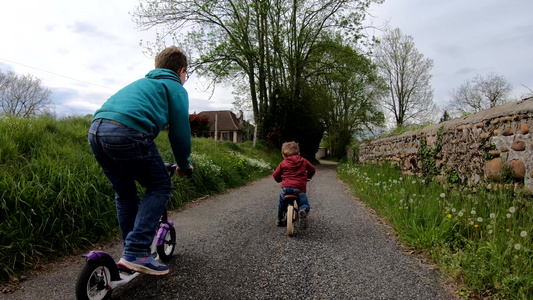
left=75, top=163, right=178, bottom=300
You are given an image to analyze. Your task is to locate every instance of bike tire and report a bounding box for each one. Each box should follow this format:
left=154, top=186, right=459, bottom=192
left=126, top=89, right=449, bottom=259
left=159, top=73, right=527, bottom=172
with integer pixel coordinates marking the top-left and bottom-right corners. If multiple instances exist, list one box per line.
left=75, top=259, right=114, bottom=300
left=156, top=226, right=176, bottom=261
left=287, top=205, right=294, bottom=236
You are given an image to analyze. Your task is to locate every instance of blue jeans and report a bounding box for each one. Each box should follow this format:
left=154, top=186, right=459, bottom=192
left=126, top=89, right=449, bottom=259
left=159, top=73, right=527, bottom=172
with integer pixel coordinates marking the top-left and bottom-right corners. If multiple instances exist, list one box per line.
left=278, top=187, right=310, bottom=212
left=88, top=119, right=172, bottom=258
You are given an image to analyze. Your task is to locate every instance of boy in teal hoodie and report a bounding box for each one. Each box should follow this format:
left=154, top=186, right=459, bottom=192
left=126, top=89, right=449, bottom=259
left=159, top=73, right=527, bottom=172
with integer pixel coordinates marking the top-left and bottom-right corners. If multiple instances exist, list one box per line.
left=88, top=46, right=193, bottom=275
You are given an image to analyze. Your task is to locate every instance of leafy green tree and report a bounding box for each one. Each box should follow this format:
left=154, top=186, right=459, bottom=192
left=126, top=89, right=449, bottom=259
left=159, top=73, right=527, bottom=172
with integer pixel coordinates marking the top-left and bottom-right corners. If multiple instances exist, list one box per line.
left=132, top=0, right=380, bottom=156
left=306, top=39, right=385, bottom=158
left=373, top=28, right=436, bottom=128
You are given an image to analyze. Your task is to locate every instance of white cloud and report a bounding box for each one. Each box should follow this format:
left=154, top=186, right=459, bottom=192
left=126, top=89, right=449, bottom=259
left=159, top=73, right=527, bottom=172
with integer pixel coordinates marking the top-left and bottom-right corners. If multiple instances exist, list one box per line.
left=1, top=0, right=532, bottom=119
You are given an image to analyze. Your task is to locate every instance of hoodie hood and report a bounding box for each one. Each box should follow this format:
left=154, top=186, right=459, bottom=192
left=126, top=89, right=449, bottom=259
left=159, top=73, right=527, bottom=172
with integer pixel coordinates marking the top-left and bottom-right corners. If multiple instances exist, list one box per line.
left=145, top=68, right=182, bottom=83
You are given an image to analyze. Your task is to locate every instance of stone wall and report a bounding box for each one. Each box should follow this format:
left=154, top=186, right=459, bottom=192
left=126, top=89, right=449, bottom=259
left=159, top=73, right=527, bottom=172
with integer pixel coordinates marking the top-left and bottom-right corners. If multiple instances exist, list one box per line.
left=358, top=97, right=533, bottom=190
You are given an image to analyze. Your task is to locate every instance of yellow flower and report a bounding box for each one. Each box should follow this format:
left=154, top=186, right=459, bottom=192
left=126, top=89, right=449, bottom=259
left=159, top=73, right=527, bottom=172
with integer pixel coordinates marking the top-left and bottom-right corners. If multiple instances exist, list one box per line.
left=447, top=214, right=452, bottom=219
left=361, top=188, right=364, bottom=192
left=399, top=206, right=403, bottom=210
left=474, top=224, right=479, bottom=228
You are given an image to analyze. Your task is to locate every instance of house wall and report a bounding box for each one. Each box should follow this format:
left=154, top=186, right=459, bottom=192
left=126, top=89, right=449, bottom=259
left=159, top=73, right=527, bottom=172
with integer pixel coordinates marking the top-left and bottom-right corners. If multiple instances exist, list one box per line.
left=357, top=97, right=533, bottom=191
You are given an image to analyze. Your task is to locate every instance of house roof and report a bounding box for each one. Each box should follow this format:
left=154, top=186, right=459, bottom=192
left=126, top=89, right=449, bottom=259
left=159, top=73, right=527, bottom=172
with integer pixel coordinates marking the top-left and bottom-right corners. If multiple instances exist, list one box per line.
left=197, top=110, right=242, bottom=131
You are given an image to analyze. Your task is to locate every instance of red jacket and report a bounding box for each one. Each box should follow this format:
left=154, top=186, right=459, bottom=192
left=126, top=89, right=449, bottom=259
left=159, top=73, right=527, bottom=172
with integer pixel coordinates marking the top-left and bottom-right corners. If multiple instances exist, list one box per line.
left=273, top=155, right=316, bottom=192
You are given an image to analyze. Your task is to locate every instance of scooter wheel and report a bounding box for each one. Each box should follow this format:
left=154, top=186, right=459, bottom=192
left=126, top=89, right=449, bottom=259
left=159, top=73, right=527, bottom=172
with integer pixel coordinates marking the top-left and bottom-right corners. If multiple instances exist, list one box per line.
left=75, top=259, right=114, bottom=300
left=157, top=226, right=176, bottom=261
left=287, top=205, right=294, bottom=236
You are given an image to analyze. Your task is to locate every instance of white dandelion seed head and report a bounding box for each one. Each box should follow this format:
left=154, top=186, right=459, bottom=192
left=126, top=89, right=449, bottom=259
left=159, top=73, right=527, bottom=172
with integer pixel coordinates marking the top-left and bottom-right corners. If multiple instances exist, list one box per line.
left=488, top=230, right=493, bottom=234
left=412, top=180, right=416, bottom=184
left=509, top=207, right=516, bottom=213
left=487, top=225, right=492, bottom=229
left=452, top=208, right=456, bottom=213
left=458, top=212, right=464, bottom=217
left=521, top=231, right=528, bottom=238
left=409, top=199, right=414, bottom=203
left=469, top=221, right=474, bottom=226
left=440, top=193, right=446, bottom=198
left=515, top=244, right=522, bottom=250
left=471, top=210, right=476, bottom=215
left=490, top=213, right=496, bottom=219
left=477, top=217, right=483, bottom=222
left=507, top=213, right=512, bottom=218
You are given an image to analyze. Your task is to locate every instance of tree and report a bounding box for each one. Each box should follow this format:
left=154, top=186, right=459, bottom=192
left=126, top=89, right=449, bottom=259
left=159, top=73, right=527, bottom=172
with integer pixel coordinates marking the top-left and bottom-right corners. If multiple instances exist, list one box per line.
left=306, top=39, right=385, bottom=158
left=446, top=73, right=512, bottom=118
left=189, top=114, right=211, bottom=138
left=373, top=28, right=436, bottom=128
left=132, top=0, right=379, bottom=155
left=0, top=70, right=53, bottom=118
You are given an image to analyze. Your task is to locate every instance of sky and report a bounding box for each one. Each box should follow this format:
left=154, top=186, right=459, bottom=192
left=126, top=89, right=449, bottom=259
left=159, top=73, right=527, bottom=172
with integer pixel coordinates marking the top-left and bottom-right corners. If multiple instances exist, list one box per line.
left=1, top=0, right=532, bottom=118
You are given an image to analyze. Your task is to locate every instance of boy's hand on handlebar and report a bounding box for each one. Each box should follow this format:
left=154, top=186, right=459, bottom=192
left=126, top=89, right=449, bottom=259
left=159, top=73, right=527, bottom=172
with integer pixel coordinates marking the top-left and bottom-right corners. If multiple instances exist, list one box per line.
left=178, top=164, right=194, bottom=178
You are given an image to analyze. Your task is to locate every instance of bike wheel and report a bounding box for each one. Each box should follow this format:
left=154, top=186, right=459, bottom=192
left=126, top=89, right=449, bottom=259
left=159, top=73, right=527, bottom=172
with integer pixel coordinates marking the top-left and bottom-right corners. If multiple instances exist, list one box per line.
left=75, top=260, right=113, bottom=300
left=287, top=205, right=294, bottom=236
left=156, top=226, right=176, bottom=261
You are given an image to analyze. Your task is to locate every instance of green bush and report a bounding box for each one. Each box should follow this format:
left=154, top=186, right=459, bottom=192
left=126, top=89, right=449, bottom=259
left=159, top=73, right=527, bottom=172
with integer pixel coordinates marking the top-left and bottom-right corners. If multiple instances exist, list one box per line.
left=0, top=116, right=281, bottom=281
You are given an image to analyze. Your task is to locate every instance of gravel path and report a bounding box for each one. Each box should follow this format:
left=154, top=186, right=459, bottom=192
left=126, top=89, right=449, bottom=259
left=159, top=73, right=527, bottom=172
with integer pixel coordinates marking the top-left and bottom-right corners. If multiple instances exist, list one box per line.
left=2, top=164, right=458, bottom=300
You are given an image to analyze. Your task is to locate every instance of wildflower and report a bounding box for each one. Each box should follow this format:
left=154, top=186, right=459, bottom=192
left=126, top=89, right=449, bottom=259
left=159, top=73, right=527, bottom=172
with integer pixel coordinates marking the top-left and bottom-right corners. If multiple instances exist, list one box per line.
left=490, top=213, right=496, bottom=219
left=447, top=214, right=452, bottom=219
left=474, top=224, right=479, bottom=228
left=440, top=193, right=446, bottom=198
left=488, top=230, right=493, bottom=234
left=507, top=213, right=512, bottom=218
left=509, top=207, right=516, bottom=213
left=471, top=210, right=476, bottom=215
left=487, top=225, right=492, bottom=229
left=458, top=212, right=464, bottom=217
left=469, top=221, right=474, bottom=226
left=515, top=244, right=522, bottom=250
left=399, top=206, right=403, bottom=210
left=412, top=180, right=416, bottom=184
left=361, top=188, right=364, bottom=192
left=521, top=231, right=528, bottom=238
left=477, top=217, right=483, bottom=222
left=400, top=177, right=403, bottom=181
left=452, top=208, right=456, bottom=213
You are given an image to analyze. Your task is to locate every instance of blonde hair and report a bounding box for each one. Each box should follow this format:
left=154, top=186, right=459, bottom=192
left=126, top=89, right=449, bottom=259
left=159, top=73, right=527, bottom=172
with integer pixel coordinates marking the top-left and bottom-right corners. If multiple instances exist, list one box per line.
left=282, top=141, right=300, bottom=157
left=155, top=46, right=188, bottom=74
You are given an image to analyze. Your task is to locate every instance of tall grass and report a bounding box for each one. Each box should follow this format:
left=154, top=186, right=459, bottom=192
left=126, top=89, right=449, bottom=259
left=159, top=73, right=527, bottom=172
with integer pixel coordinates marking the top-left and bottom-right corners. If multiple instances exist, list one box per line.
left=0, top=116, right=281, bottom=281
left=338, top=162, right=533, bottom=299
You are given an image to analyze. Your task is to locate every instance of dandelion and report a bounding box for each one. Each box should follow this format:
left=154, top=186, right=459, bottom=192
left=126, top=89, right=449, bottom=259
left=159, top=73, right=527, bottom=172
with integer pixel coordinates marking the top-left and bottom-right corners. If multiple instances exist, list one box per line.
left=440, top=193, right=446, bottom=198
left=447, top=214, right=452, bottom=219
left=521, top=231, right=528, bottom=238
left=412, top=180, right=416, bottom=184
left=400, top=177, right=403, bottom=181
left=509, top=207, right=516, bottom=213
left=471, top=210, right=476, bottom=215
left=515, top=244, right=522, bottom=250
left=474, top=224, right=479, bottom=228
left=490, top=213, right=496, bottom=219
left=452, top=208, right=456, bottom=213
left=409, top=199, right=414, bottom=204
left=487, top=225, right=492, bottom=229
left=469, top=221, right=474, bottom=226
left=477, top=217, right=483, bottom=222
left=488, top=230, right=493, bottom=235
left=361, top=188, right=364, bottom=192
left=399, top=206, right=403, bottom=210
left=507, top=213, right=512, bottom=218
left=458, top=212, right=464, bottom=217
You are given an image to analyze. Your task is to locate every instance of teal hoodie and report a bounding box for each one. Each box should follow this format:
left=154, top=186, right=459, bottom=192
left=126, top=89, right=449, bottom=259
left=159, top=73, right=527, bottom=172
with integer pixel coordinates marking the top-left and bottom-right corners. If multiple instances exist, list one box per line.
left=94, top=68, right=191, bottom=171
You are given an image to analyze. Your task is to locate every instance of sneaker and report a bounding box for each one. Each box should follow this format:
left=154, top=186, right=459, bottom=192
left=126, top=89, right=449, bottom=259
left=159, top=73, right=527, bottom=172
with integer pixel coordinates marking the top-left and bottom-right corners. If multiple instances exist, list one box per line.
left=276, top=210, right=286, bottom=227
left=118, top=256, right=169, bottom=275
left=299, top=210, right=308, bottom=230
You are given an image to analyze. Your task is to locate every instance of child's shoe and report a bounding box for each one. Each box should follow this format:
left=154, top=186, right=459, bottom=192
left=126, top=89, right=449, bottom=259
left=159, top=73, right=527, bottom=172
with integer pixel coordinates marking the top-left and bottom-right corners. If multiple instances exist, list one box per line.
left=276, top=210, right=286, bottom=227
left=118, top=256, right=169, bottom=275
left=299, top=210, right=308, bottom=229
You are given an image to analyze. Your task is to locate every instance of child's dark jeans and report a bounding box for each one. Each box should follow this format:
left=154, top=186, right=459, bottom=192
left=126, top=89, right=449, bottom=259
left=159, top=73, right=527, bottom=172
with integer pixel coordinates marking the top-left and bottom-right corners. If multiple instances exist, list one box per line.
left=279, top=187, right=310, bottom=212
left=88, top=118, right=172, bottom=258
